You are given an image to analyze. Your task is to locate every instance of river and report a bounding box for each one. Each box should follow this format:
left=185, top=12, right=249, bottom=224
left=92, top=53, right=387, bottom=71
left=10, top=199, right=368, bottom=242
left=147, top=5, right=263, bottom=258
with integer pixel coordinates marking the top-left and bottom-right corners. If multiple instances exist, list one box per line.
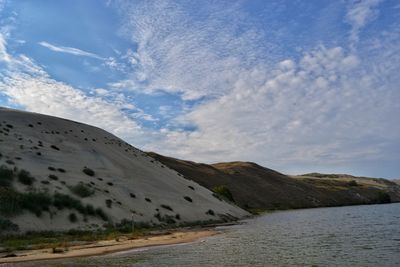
left=21, top=203, right=400, bottom=267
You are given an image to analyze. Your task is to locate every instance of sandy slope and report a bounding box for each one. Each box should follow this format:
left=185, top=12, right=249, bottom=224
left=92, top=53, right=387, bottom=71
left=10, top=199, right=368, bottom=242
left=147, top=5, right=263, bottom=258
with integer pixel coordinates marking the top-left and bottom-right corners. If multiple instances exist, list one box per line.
left=0, top=107, right=248, bottom=233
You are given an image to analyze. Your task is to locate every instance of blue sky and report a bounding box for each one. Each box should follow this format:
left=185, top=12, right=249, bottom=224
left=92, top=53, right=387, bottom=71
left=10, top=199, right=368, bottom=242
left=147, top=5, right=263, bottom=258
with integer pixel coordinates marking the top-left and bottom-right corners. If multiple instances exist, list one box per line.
left=0, top=0, right=399, bottom=178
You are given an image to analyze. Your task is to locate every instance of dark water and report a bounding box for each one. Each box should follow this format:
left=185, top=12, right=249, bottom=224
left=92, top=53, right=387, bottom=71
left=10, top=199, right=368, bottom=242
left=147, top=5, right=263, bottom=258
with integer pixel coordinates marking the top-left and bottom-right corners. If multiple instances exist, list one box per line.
left=18, top=203, right=400, bottom=267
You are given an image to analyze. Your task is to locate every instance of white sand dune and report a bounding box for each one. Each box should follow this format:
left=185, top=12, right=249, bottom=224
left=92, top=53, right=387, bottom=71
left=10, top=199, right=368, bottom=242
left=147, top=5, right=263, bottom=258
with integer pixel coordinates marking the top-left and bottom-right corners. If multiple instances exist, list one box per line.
left=0, top=107, right=248, bottom=233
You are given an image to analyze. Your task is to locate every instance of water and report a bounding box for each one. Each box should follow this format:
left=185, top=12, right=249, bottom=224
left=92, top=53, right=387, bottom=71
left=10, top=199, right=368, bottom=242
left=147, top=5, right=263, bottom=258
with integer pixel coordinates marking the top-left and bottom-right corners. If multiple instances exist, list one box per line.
left=20, top=203, right=400, bottom=267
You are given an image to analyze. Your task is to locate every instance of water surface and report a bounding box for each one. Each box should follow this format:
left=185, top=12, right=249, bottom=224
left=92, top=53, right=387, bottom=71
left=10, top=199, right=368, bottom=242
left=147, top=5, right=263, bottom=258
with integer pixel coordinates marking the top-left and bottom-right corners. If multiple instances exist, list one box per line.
left=21, top=203, right=400, bottom=267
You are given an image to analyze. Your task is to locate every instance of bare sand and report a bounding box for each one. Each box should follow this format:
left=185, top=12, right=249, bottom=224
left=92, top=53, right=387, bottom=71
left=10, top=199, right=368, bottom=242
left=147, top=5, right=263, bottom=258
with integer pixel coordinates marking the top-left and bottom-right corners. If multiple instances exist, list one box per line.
left=0, top=229, right=218, bottom=264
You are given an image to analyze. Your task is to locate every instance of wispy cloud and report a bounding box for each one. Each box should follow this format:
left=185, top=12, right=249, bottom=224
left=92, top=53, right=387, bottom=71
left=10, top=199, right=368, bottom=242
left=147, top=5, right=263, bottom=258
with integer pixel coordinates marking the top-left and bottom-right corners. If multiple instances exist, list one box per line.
left=115, top=0, right=272, bottom=100
left=1, top=36, right=152, bottom=145
left=346, top=0, right=382, bottom=47
left=38, top=41, right=105, bottom=60
left=0, top=33, right=10, bottom=62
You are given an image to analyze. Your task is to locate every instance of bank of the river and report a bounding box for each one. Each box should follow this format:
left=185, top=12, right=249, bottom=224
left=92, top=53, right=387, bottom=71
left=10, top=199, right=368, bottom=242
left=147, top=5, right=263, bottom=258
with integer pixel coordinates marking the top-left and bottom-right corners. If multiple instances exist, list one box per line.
left=0, top=228, right=218, bottom=264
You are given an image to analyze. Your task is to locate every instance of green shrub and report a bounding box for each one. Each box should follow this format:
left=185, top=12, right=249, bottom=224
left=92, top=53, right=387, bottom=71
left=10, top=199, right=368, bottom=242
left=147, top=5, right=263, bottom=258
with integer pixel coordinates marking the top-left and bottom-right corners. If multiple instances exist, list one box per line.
left=69, top=183, right=94, bottom=198
left=82, top=167, right=95, bottom=176
left=0, top=218, right=19, bottom=233
left=212, top=185, right=234, bottom=202
left=48, top=174, right=59, bottom=180
left=68, top=213, right=78, bottom=223
left=105, top=199, right=112, bottom=208
left=53, top=193, right=84, bottom=212
left=0, top=165, right=14, bottom=187
left=95, top=208, right=108, bottom=221
left=85, top=204, right=96, bottom=216
left=347, top=180, right=358, bottom=186
left=20, top=192, right=52, bottom=217
left=376, top=192, right=391, bottom=204
left=0, top=188, right=22, bottom=216
left=206, top=209, right=215, bottom=216
left=17, top=170, right=35, bottom=186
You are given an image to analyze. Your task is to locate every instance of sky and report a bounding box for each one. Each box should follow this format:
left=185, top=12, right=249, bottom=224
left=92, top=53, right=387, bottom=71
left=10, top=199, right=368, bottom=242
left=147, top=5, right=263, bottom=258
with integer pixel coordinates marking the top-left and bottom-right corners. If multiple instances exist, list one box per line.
left=0, top=0, right=399, bottom=178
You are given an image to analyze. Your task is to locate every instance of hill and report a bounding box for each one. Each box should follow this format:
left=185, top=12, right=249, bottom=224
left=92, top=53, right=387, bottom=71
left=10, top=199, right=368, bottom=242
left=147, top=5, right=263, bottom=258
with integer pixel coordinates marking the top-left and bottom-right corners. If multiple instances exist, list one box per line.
left=0, top=107, right=248, bottom=235
left=147, top=153, right=400, bottom=213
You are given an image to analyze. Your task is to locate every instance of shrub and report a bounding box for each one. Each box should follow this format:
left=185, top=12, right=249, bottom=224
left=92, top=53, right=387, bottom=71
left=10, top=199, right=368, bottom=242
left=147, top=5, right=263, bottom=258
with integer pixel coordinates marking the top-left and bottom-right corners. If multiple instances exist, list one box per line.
left=183, top=196, right=193, bottom=202
left=69, top=213, right=78, bottom=223
left=53, top=193, right=85, bottom=213
left=145, top=198, right=152, bottom=203
left=5, top=160, right=14, bottom=165
left=105, top=199, right=112, bottom=208
left=20, top=192, right=52, bottom=217
left=57, top=168, right=66, bottom=173
left=48, top=174, right=59, bottom=180
left=107, top=182, right=113, bottom=186
left=175, top=214, right=181, bottom=220
left=206, top=209, right=215, bottom=216
left=130, top=193, right=136, bottom=198
left=376, top=192, right=391, bottom=204
left=212, top=185, right=234, bottom=202
left=85, top=204, right=96, bottom=215
left=95, top=208, right=108, bottom=221
left=161, top=204, right=173, bottom=211
left=82, top=167, right=95, bottom=176
left=0, top=188, right=22, bottom=216
left=69, top=183, right=94, bottom=198
left=0, top=218, right=19, bottom=233
left=347, top=180, right=358, bottom=186
left=17, top=170, right=35, bottom=186
left=0, top=165, right=14, bottom=187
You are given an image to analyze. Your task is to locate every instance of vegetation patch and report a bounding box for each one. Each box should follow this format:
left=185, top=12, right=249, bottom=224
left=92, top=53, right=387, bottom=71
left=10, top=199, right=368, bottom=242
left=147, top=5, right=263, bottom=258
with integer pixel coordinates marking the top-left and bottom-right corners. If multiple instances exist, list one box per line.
left=0, top=165, right=14, bottom=187
left=68, top=183, right=94, bottom=198
left=68, top=213, right=78, bottom=223
left=375, top=192, right=391, bottom=204
left=105, top=199, right=112, bottom=208
left=347, top=180, right=358, bottom=186
left=48, top=174, right=59, bottom=181
left=17, top=170, right=35, bottom=186
left=82, top=167, right=95, bottom=176
left=0, top=218, right=19, bottom=234
left=212, top=185, right=235, bottom=202
left=206, top=209, right=215, bottom=216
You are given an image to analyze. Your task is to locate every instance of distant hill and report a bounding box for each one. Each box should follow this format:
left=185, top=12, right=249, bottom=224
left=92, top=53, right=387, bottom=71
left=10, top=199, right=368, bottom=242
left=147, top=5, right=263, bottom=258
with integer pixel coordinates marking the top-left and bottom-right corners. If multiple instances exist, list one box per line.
left=148, top=153, right=400, bottom=213
left=0, top=107, right=248, bottom=235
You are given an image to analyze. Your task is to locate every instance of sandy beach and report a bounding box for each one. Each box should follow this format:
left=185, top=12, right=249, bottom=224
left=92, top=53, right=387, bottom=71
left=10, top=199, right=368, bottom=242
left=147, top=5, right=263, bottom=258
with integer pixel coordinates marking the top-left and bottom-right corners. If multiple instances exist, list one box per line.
left=0, top=229, right=218, bottom=264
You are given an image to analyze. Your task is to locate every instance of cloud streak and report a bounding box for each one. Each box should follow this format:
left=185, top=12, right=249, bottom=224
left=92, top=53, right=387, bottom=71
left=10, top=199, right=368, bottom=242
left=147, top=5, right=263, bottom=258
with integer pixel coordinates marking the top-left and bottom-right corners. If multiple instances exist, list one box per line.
left=38, top=41, right=105, bottom=60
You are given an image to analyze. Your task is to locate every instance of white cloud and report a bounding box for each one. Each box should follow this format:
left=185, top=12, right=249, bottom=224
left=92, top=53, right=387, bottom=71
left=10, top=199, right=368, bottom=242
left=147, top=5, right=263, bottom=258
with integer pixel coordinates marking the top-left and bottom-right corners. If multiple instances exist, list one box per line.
left=346, top=0, right=382, bottom=46
left=115, top=0, right=272, bottom=100
left=0, top=33, right=10, bottom=62
left=145, top=43, right=400, bottom=171
left=38, top=41, right=105, bottom=60
left=0, top=35, right=152, bottom=146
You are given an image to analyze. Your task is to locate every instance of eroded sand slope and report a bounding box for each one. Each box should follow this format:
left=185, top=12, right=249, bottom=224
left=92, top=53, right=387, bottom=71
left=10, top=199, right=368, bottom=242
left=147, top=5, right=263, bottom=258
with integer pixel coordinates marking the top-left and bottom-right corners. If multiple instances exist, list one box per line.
left=0, top=107, right=248, bottom=233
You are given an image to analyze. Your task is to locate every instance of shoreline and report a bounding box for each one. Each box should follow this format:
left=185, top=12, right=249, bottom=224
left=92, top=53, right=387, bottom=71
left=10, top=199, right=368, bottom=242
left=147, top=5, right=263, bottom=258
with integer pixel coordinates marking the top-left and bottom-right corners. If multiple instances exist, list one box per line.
left=0, top=228, right=219, bottom=264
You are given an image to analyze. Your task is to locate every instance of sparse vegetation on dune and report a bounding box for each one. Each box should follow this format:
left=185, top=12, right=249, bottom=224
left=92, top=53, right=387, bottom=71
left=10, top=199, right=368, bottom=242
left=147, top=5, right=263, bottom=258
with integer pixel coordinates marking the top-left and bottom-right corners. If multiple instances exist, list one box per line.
left=68, top=183, right=94, bottom=198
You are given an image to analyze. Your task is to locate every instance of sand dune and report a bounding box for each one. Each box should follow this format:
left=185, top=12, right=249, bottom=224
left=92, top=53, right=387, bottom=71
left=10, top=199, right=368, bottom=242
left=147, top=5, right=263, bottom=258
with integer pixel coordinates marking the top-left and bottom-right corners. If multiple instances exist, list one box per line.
left=0, top=107, right=248, bottom=234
